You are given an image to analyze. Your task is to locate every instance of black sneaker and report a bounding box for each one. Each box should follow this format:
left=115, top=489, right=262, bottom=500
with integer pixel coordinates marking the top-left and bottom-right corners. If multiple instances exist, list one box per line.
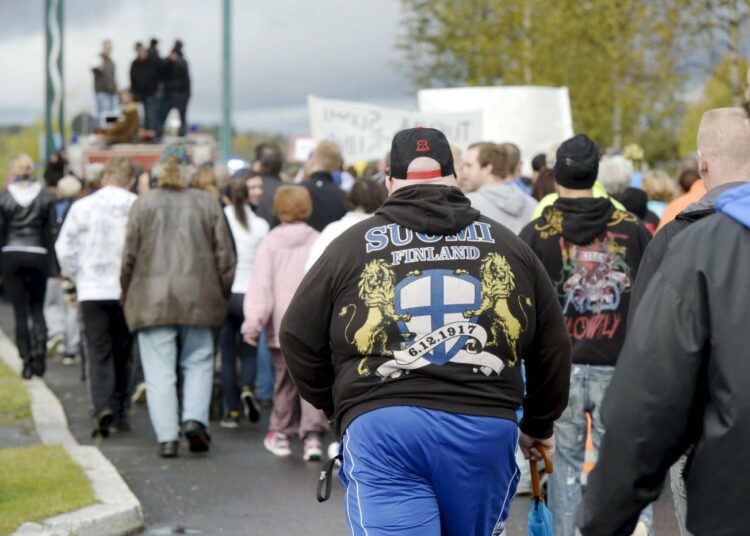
left=219, top=411, right=240, bottom=429
left=92, top=411, right=114, bottom=439
left=240, top=388, right=261, bottom=423
left=183, top=420, right=211, bottom=453
left=159, top=440, right=179, bottom=458
left=112, top=417, right=131, bottom=433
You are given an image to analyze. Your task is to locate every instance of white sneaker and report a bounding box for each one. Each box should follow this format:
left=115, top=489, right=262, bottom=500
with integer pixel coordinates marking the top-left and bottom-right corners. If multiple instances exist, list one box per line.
left=303, top=434, right=322, bottom=462
left=264, top=431, right=291, bottom=457
left=327, top=441, right=341, bottom=462
left=630, top=522, right=648, bottom=536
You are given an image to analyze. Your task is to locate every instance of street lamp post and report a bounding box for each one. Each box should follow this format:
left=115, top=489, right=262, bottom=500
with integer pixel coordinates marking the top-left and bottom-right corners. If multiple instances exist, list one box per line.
left=221, top=0, right=232, bottom=162
left=45, top=0, right=65, bottom=162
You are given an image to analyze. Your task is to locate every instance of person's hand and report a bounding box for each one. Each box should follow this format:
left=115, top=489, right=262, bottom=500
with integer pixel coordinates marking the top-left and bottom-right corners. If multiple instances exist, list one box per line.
left=519, top=432, right=555, bottom=462
left=243, top=333, right=258, bottom=347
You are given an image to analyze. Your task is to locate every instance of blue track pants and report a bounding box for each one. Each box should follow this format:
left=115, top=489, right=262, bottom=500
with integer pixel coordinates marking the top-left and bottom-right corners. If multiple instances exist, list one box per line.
left=339, top=406, right=520, bottom=536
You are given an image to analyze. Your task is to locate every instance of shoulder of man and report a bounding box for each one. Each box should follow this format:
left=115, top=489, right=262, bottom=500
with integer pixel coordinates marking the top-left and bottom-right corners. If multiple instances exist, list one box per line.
left=661, top=211, right=739, bottom=281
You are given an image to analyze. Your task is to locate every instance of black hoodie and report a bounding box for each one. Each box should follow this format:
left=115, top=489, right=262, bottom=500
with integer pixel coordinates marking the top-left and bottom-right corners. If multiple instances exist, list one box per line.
left=280, top=185, right=571, bottom=437
left=520, top=198, right=651, bottom=367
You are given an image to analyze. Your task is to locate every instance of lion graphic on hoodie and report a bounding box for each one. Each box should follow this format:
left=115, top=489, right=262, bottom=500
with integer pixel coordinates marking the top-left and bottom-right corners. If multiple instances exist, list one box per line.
left=340, top=259, right=411, bottom=375
left=464, top=253, right=529, bottom=365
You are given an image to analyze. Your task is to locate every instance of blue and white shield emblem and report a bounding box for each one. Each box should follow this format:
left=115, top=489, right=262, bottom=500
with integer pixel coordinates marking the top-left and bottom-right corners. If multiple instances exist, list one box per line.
left=394, top=269, right=481, bottom=365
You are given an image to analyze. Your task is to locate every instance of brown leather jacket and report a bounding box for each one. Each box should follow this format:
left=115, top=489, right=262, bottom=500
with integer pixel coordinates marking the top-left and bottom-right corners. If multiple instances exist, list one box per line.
left=120, top=188, right=235, bottom=331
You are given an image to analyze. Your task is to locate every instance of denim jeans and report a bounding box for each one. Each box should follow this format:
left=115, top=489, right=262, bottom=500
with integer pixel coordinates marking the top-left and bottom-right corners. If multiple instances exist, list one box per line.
left=138, top=325, right=214, bottom=442
left=670, top=454, right=693, bottom=536
left=219, top=293, right=257, bottom=413
left=95, top=92, right=117, bottom=126
left=142, top=94, right=159, bottom=131
left=548, top=364, right=653, bottom=536
left=44, top=278, right=80, bottom=356
left=255, top=331, right=275, bottom=400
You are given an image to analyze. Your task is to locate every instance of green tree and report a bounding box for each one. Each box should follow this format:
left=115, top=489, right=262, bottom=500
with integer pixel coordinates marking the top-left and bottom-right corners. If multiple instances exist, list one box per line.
left=0, top=123, right=45, bottom=185
left=678, top=56, right=749, bottom=156
left=399, top=0, right=692, bottom=162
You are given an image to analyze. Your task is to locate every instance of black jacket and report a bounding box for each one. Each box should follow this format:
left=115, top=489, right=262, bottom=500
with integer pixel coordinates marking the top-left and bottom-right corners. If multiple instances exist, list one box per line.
left=0, top=182, right=58, bottom=275
left=520, top=198, right=651, bottom=367
left=614, top=187, right=659, bottom=233
left=280, top=185, right=571, bottom=437
left=255, top=174, right=282, bottom=228
left=628, top=181, right=746, bottom=320
left=302, top=171, right=346, bottom=232
left=162, top=56, right=190, bottom=96
left=578, top=183, right=750, bottom=535
left=129, top=57, right=160, bottom=100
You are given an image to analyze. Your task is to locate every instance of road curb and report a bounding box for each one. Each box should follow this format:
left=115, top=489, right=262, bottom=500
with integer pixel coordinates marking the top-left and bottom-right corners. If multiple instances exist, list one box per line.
left=0, top=330, right=144, bottom=536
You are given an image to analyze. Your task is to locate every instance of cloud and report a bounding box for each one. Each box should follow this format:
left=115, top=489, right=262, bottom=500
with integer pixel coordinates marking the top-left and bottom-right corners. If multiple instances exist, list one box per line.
left=0, top=0, right=414, bottom=133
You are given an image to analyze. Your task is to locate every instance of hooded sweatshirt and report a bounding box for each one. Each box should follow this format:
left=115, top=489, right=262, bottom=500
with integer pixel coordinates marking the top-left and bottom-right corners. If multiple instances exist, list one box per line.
left=280, top=185, right=571, bottom=437
left=241, top=222, right=318, bottom=348
left=520, top=198, right=651, bottom=367
left=467, top=182, right=537, bottom=234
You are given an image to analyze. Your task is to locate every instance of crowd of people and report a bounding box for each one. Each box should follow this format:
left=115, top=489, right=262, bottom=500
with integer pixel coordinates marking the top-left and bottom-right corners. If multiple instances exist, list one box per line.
left=92, top=37, right=191, bottom=143
left=1, top=106, right=748, bottom=535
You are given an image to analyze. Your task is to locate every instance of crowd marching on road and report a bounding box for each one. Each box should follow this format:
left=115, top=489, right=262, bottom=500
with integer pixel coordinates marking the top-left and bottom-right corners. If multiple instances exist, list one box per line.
left=2, top=102, right=750, bottom=535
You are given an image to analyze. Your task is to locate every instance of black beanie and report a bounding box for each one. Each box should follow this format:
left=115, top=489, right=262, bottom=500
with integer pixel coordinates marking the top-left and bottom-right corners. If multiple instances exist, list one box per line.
left=554, top=134, right=599, bottom=190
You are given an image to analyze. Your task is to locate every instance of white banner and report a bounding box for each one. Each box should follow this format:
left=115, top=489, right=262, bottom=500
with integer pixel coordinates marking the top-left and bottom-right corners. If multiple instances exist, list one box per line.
left=418, top=86, right=574, bottom=174
left=308, top=95, right=482, bottom=163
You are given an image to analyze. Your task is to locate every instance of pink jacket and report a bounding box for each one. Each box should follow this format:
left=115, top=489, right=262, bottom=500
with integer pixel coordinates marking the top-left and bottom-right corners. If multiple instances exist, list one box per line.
left=242, top=222, right=319, bottom=348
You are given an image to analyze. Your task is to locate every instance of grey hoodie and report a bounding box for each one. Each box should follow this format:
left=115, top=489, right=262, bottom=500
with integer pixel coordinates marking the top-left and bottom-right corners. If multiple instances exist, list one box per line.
left=467, top=182, right=537, bottom=234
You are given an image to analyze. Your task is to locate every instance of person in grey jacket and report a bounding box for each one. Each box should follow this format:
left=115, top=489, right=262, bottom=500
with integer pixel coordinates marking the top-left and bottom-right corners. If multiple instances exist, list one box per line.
left=121, top=154, right=235, bottom=458
left=466, top=143, right=537, bottom=234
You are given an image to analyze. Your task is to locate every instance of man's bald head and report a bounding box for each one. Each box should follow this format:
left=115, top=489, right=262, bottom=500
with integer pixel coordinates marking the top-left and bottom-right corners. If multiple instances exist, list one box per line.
left=697, top=107, right=750, bottom=189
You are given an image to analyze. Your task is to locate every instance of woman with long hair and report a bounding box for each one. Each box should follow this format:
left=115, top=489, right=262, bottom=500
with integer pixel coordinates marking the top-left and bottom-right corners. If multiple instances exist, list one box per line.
left=218, top=174, right=269, bottom=428
left=0, top=154, right=58, bottom=378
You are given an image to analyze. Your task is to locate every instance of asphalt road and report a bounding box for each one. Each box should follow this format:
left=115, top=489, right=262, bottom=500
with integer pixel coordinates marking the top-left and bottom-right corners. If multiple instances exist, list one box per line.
left=0, top=302, right=680, bottom=535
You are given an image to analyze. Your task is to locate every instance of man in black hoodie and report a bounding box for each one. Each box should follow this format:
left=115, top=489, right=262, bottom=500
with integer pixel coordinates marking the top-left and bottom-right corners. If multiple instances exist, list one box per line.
left=520, top=134, right=652, bottom=536
left=280, top=127, right=571, bottom=535
left=581, top=107, right=750, bottom=536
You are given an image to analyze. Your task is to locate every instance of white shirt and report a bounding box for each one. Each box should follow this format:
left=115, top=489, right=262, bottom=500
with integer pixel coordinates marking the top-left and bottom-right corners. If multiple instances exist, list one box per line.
left=55, top=186, right=137, bottom=301
left=304, top=211, right=372, bottom=272
left=224, top=205, right=270, bottom=294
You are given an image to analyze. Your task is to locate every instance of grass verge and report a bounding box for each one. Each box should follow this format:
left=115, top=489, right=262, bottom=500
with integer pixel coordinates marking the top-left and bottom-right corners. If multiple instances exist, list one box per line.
left=0, top=444, right=96, bottom=534
left=0, top=358, right=30, bottom=424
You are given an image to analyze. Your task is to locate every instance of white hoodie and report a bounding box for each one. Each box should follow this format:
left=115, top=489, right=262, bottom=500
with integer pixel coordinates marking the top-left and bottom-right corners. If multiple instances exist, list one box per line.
left=55, top=186, right=137, bottom=301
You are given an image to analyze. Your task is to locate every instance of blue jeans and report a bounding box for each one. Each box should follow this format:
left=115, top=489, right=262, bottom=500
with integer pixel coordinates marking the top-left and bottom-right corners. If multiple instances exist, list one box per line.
left=255, top=331, right=274, bottom=400
left=340, top=407, right=519, bottom=536
left=219, top=293, right=257, bottom=413
left=548, top=364, right=653, bottom=536
left=95, top=92, right=117, bottom=126
left=142, top=94, right=159, bottom=131
left=138, top=325, right=214, bottom=443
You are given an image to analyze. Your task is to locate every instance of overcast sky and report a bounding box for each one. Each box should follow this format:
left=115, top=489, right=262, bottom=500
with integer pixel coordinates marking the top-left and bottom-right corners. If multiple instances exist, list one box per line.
left=0, top=0, right=414, bottom=134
